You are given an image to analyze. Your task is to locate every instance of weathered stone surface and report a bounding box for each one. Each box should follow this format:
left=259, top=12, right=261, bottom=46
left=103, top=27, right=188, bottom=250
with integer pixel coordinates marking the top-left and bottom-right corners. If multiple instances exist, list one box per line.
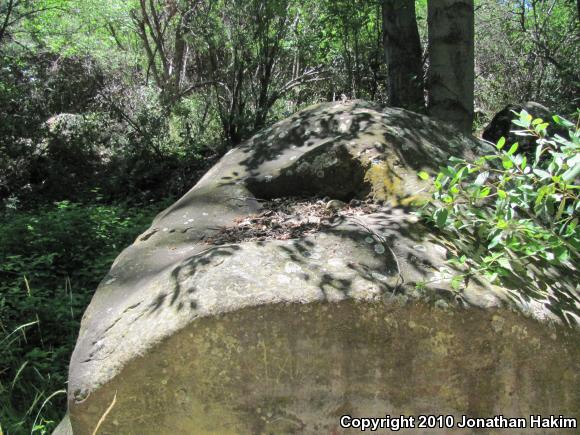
left=67, top=303, right=579, bottom=435
left=58, top=101, right=579, bottom=434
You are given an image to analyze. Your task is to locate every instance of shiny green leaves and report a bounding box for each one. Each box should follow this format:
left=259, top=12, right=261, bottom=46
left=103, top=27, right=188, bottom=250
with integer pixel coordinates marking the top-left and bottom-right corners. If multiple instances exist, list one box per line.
left=419, top=110, right=579, bottom=293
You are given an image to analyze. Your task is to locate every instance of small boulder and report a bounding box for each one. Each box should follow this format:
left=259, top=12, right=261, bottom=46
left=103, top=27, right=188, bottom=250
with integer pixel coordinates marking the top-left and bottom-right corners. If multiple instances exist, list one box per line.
left=324, top=199, right=346, bottom=211
left=482, top=102, right=568, bottom=154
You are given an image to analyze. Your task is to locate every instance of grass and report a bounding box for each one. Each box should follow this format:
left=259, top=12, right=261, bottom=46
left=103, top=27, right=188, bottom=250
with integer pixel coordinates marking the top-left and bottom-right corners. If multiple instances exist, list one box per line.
left=0, top=197, right=172, bottom=434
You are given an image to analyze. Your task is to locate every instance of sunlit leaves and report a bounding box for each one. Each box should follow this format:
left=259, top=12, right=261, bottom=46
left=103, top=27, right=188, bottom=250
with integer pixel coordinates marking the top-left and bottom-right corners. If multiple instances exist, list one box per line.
left=506, top=142, right=518, bottom=156
left=419, top=110, right=579, bottom=291
left=417, top=170, right=430, bottom=180
left=496, top=136, right=506, bottom=150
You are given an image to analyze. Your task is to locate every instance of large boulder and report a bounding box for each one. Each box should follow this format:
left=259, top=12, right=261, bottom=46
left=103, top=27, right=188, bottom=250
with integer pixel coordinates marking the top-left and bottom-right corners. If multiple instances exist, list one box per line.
left=57, top=101, right=579, bottom=434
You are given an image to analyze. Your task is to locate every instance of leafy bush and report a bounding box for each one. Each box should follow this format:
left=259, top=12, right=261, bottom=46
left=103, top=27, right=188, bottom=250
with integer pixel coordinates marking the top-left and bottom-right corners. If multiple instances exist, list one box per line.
left=0, top=198, right=171, bottom=434
left=419, top=110, right=579, bottom=323
left=1, top=60, right=219, bottom=206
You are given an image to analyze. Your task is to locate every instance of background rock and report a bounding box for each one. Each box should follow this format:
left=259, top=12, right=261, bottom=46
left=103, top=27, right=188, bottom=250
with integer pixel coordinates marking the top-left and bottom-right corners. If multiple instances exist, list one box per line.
left=482, top=102, right=569, bottom=154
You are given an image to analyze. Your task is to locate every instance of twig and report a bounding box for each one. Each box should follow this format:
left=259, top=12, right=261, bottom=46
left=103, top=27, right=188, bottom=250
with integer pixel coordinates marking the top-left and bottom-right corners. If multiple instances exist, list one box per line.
left=351, top=216, right=405, bottom=294
left=92, top=391, right=118, bottom=435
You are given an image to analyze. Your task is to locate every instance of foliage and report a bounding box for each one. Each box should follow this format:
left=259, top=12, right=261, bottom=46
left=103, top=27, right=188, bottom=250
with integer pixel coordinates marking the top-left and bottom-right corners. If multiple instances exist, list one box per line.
left=3, top=0, right=577, bottom=205
left=0, top=66, right=216, bottom=205
left=314, top=0, right=385, bottom=101
left=475, top=0, right=579, bottom=116
left=0, top=51, right=105, bottom=203
left=0, top=198, right=171, bottom=434
left=419, top=111, right=579, bottom=319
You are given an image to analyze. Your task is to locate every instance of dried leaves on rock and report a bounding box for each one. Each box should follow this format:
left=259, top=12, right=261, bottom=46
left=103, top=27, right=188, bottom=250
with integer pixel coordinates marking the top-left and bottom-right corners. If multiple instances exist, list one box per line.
left=204, top=197, right=384, bottom=245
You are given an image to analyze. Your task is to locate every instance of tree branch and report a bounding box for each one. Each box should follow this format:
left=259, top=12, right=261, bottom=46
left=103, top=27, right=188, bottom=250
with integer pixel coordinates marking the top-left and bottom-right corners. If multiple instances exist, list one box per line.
left=0, top=0, right=15, bottom=47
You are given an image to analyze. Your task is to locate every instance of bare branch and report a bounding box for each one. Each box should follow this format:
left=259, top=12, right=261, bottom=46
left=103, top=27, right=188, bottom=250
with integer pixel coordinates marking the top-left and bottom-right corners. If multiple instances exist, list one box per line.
left=269, top=67, right=328, bottom=106
left=175, top=80, right=216, bottom=100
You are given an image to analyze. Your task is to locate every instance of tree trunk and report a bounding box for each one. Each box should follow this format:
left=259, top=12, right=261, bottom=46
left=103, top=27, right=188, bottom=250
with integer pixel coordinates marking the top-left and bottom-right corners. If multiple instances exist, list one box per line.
left=427, top=0, right=474, bottom=133
left=381, top=0, right=424, bottom=112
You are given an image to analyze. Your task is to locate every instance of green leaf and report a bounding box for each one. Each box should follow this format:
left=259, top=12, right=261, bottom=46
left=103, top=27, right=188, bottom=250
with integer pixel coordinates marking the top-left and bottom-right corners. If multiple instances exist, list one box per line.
left=562, top=164, right=580, bottom=182
left=435, top=208, right=449, bottom=228
left=451, top=274, right=464, bottom=290
left=534, top=143, right=543, bottom=165
left=496, top=136, right=506, bottom=150
left=533, top=169, right=551, bottom=179
left=417, top=171, right=430, bottom=180
left=474, top=171, right=489, bottom=186
left=498, top=257, right=512, bottom=271
left=535, top=189, right=546, bottom=208
left=512, top=110, right=532, bottom=128
left=507, top=142, right=519, bottom=156
left=553, top=246, right=569, bottom=262
left=552, top=115, right=574, bottom=129
left=512, top=120, right=529, bottom=128
left=488, top=233, right=503, bottom=249
left=496, top=219, right=508, bottom=229
left=556, top=199, right=566, bottom=220
left=451, top=166, right=467, bottom=185
left=480, top=187, right=491, bottom=198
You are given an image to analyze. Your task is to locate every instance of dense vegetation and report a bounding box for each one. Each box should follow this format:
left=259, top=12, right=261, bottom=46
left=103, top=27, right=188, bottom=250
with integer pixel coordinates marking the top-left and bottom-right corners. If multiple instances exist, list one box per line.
left=0, top=198, right=172, bottom=433
left=420, top=111, right=579, bottom=324
left=0, top=0, right=578, bottom=433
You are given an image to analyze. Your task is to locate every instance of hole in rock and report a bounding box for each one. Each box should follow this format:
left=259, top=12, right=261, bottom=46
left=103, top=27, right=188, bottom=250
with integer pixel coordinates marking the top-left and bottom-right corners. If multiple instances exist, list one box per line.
left=244, top=143, right=371, bottom=202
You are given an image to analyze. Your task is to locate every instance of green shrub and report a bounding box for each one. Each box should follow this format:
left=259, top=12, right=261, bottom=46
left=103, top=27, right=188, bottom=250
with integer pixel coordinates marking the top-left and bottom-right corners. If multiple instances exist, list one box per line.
left=419, top=110, right=579, bottom=324
left=0, top=198, right=171, bottom=434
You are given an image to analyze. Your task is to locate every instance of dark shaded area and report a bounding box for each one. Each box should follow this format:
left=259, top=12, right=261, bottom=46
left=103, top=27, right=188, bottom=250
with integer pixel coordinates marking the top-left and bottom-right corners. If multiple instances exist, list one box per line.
left=382, top=0, right=425, bottom=112
left=246, top=142, right=369, bottom=201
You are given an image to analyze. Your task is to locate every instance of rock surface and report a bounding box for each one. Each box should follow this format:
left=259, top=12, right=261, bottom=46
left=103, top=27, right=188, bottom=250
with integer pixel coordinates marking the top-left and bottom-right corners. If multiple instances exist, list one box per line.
left=57, top=101, right=579, bottom=434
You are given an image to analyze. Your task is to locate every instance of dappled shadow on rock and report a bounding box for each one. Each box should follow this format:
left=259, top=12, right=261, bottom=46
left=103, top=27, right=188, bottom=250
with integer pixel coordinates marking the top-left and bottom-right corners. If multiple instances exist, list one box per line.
left=148, top=244, right=242, bottom=315
left=498, top=259, right=579, bottom=327
left=216, top=100, right=486, bottom=205
left=147, top=203, right=472, bottom=319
